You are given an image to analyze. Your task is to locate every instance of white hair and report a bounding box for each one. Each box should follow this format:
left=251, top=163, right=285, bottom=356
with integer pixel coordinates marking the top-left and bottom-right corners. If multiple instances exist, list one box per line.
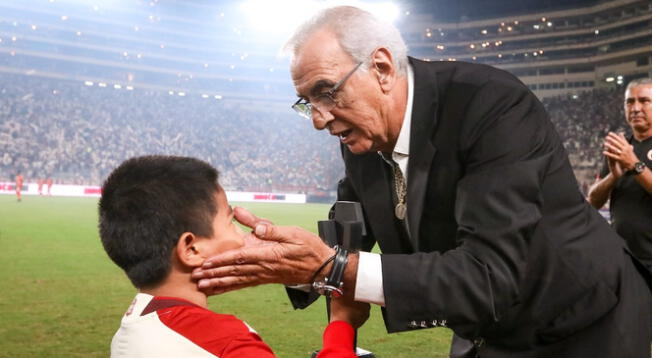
left=284, top=6, right=408, bottom=76
left=626, top=78, right=652, bottom=92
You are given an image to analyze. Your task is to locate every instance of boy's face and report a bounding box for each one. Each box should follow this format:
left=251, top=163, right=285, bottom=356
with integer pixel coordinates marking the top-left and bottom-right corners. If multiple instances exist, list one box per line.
left=199, top=188, right=246, bottom=257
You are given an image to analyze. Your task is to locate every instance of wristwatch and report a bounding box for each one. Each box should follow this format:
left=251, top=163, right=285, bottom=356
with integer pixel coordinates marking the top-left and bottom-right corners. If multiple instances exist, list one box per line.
left=626, top=161, right=647, bottom=176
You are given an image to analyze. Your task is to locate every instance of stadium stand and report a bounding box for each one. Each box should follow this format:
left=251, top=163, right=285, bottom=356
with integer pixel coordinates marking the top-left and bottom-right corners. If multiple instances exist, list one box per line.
left=402, top=0, right=652, bottom=98
left=0, top=74, right=343, bottom=193
left=0, top=0, right=650, bottom=197
left=542, top=88, right=628, bottom=195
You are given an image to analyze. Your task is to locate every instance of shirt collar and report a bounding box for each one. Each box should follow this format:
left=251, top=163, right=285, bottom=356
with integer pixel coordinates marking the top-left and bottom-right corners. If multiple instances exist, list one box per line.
left=393, top=64, right=414, bottom=157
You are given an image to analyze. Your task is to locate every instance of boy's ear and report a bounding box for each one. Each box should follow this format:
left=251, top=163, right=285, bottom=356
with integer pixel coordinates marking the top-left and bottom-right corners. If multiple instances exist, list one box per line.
left=176, top=232, right=204, bottom=268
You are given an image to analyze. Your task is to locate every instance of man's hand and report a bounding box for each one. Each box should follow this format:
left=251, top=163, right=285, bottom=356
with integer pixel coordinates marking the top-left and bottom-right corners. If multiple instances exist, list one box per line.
left=329, top=296, right=370, bottom=329
left=192, top=207, right=334, bottom=295
left=607, top=157, right=624, bottom=179
left=603, top=132, right=639, bottom=171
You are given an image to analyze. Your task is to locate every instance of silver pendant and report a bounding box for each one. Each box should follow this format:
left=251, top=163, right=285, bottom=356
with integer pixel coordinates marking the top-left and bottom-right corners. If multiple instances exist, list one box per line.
left=395, top=203, right=407, bottom=220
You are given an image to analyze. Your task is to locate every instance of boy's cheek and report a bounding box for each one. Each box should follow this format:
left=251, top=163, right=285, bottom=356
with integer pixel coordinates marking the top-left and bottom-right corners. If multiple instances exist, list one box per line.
left=211, top=236, right=245, bottom=255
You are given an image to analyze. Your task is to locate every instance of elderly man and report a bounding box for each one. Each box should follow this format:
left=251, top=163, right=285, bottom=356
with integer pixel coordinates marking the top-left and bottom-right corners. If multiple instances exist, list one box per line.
left=195, top=6, right=652, bottom=357
left=588, top=78, right=652, bottom=270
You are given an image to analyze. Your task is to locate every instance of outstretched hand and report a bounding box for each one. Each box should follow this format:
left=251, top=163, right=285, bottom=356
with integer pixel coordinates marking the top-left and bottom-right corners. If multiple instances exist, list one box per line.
left=193, top=207, right=334, bottom=295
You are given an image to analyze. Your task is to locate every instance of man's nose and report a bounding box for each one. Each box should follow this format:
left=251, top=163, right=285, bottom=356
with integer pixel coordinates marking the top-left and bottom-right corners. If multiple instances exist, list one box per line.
left=312, top=108, right=334, bottom=130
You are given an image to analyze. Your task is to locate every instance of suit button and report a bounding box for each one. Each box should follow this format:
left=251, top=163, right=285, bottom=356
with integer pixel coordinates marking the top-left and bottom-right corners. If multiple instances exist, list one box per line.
left=408, top=320, right=418, bottom=329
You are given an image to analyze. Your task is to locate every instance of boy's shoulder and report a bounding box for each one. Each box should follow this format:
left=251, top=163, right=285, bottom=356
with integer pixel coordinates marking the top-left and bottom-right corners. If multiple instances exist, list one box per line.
left=112, top=294, right=274, bottom=358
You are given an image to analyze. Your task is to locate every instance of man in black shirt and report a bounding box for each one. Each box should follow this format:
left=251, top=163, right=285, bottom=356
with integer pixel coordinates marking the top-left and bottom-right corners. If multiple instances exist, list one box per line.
left=589, top=78, right=652, bottom=270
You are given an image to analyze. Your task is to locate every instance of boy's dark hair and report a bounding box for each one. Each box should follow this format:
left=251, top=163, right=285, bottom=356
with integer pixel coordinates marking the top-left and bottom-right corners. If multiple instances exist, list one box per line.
left=99, top=155, right=219, bottom=288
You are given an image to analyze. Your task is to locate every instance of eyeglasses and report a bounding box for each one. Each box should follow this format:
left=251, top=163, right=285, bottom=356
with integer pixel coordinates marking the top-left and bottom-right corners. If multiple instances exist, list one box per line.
left=292, top=61, right=364, bottom=120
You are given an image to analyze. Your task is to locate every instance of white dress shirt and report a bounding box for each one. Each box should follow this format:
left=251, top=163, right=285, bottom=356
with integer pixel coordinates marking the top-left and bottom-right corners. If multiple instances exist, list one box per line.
left=354, top=64, right=414, bottom=306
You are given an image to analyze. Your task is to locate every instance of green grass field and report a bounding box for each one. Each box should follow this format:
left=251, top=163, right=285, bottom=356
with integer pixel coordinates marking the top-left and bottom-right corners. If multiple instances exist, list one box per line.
left=0, top=194, right=452, bottom=357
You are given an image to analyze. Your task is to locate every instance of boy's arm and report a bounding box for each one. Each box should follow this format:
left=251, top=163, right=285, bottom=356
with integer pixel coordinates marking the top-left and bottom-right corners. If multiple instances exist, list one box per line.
left=221, top=334, right=277, bottom=358
left=317, top=294, right=369, bottom=358
left=317, top=321, right=358, bottom=358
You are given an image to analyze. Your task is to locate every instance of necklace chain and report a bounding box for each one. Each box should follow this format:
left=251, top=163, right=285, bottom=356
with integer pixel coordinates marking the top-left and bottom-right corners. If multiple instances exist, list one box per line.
left=393, top=162, right=407, bottom=220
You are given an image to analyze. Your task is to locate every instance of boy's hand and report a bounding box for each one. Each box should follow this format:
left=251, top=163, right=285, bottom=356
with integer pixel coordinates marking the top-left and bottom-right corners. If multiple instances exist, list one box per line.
left=193, top=207, right=334, bottom=295
left=329, top=297, right=370, bottom=329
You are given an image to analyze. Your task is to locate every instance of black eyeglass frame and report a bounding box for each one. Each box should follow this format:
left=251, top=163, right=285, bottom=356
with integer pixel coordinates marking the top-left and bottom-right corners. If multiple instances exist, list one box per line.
left=292, top=61, right=364, bottom=119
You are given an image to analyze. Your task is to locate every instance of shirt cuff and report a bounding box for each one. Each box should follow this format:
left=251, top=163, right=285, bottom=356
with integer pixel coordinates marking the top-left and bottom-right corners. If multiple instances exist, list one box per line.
left=354, top=251, right=385, bottom=306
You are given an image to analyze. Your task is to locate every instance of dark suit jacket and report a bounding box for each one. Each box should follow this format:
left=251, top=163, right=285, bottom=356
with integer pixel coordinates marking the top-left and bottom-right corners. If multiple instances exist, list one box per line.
left=337, top=58, right=651, bottom=355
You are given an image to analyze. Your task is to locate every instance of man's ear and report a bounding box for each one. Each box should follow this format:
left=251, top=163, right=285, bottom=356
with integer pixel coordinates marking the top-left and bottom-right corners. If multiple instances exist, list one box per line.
left=176, top=232, right=204, bottom=268
left=371, top=47, right=397, bottom=93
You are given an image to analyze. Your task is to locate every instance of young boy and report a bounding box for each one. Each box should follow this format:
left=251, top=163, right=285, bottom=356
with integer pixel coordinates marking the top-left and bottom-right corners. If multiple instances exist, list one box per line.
left=99, top=155, right=357, bottom=358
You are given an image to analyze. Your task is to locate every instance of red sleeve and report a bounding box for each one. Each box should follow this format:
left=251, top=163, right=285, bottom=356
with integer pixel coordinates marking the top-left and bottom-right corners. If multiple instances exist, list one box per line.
left=221, top=335, right=276, bottom=358
left=317, top=321, right=357, bottom=358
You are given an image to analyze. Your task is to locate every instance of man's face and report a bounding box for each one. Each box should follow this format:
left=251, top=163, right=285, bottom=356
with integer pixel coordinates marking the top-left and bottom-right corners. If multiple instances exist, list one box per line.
left=624, top=84, right=652, bottom=135
left=199, top=188, right=246, bottom=257
left=291, top=29, right=392, bottom=154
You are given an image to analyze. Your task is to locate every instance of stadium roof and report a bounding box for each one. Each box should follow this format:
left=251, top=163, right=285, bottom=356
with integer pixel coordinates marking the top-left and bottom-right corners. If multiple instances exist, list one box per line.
left=409, top=0, right=603, bottom=22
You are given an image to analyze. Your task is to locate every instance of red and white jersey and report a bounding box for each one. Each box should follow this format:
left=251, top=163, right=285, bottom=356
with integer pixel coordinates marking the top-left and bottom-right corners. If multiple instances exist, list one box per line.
left=110, top=293, right=275, bottom=358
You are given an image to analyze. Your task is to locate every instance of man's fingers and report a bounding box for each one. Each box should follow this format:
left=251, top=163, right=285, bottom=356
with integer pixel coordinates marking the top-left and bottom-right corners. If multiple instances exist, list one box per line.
left=603, top=150, right=619, bottom=159
left=233, top=207, right=273, bottom=230
left=233, top=206, right=259, bottom=229
left=604, top=136, right=621, bottom=148
left=201, top=245, right=271, bottom=269
left=606, top=132, right=628, bottom=147
left=194, top=263, right=265, bottom=280
left=197, top=277, right=258, bottom=295
left=254, top=224, right=317, bottom=245
left=603, top=141, right=622, bottom=154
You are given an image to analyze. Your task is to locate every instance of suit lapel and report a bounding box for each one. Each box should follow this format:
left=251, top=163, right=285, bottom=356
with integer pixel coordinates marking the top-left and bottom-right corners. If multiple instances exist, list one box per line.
left=406, top=58, right=439, bottom=250
left=360, top=153, right=415, bottom=253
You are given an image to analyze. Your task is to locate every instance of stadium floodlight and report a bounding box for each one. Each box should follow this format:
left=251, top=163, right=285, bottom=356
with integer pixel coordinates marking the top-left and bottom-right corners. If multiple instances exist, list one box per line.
left=114, top=84, right=122, bottom=89
left=240, top=0, right=400, bottom=37
left=98, top=82, right=107, bottom=87
left=240, top=0, right=318, bottom=36
left=364, top=2, right=399, bottom=23
left=84, top=81, right=94, bottom=86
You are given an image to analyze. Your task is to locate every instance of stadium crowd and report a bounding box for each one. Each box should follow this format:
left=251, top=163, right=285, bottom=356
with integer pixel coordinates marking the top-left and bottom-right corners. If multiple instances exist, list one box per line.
left=0, top=74, right=343, bottom=193
left=543, top=88, right=628, bottom=194
left=0, top=74, right=628, bottom=195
